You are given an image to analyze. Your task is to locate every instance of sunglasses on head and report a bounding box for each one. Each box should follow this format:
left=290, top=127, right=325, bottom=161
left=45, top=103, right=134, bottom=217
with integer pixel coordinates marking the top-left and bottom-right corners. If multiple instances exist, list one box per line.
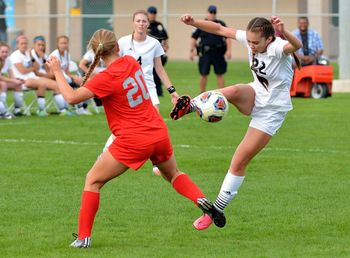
left=209, top=11, right=216, bottom=14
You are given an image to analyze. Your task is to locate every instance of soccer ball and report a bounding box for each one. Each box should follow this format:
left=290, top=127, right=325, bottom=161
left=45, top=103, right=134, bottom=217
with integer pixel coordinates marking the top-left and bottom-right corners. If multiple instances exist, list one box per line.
left=195, top=91, right=229, bottom=122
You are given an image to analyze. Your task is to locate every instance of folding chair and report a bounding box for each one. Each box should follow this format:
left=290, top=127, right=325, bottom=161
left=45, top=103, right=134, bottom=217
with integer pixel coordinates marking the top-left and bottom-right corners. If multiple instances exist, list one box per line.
left=8, top=87, right=59, bottom=116
left=8, top=87, right=37, bottom=116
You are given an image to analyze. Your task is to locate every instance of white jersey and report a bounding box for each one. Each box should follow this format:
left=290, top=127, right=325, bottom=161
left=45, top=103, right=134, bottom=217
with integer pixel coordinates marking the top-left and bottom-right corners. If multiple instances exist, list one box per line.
left=49, top=49, right=72, bottom=82
left=236, top=30, right=293, bottom=112
left=10, top=49, right=37, bottom=79
left=118, top=34, right=164, bottom=89
left=82, top=49, right=106, bottom=73
left=1, top=57, right=11, bottom=75
left=30, top=49, right=48, bottom=74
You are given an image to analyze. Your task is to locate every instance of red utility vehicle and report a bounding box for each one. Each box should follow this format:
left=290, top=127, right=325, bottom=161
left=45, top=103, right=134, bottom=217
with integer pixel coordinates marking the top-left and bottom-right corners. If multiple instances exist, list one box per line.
left=290, top=64, right=333, bottom=99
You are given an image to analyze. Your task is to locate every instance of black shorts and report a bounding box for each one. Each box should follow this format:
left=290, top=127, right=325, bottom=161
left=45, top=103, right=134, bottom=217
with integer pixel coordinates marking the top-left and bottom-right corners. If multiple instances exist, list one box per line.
left=198, top=52, right=227, bottom=76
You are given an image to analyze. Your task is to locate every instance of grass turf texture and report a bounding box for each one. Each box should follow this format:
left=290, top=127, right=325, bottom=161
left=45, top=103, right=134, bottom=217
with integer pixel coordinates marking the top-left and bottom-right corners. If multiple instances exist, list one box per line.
left=0, top=61, right=349, bottom=257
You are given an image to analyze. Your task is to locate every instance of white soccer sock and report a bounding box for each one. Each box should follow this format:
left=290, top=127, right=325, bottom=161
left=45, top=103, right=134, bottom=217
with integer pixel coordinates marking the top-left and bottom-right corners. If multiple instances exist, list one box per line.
left=0, top=92, right=7, bottom=107
left=37, top=97, right=46, bottom=111
left=0, top=101, right=6, bottom=114
left=13, top=92, right=24, bottom=108
left=213, top=172, right=245, bottom=213
left=54, top=94, right=66, bottom=111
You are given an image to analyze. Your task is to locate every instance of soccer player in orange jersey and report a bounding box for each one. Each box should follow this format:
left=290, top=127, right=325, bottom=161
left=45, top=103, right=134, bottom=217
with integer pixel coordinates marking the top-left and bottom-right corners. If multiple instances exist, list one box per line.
left=47, top=29, right=225, bottom=248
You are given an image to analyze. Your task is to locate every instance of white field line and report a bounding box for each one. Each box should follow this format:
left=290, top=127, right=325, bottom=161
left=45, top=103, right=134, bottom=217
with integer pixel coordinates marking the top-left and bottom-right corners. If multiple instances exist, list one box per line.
left=0, top=122, right=29, bottom=126
left=0, top=138, right=100, bottom=146
left=0, top=138, right=349, bottom=155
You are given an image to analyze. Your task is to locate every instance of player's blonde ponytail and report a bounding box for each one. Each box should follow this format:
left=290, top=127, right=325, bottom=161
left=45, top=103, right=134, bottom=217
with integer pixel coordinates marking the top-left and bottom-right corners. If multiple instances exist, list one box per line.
left=81, top=29, right=117, bottom=87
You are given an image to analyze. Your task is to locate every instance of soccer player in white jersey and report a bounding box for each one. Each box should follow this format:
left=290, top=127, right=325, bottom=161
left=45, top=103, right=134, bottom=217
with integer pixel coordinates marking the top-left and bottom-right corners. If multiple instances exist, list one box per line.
left=79, top=49, right=106, bottom=75
left=103, top=9, right=180, bottom=175
left=10, top=35, right=68, bottom=116
left=30, top=35, right=54, bottom=79
left=0, top=42, right=23, bottom=118
left=79, top=49, right=107, bottom=109
left=49, top=35, right=91, bottom=115
left=171, top=15, right=302, bottom=230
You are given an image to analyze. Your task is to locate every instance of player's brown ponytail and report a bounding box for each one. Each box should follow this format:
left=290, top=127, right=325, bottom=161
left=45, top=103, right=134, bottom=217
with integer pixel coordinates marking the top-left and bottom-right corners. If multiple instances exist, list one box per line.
left=292, top=52, right=301, bottom=70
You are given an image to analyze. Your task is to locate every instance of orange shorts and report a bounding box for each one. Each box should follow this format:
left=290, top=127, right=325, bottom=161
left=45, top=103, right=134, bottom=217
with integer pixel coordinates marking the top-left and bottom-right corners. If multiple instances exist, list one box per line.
left=108, top=137, right=173, bottom=170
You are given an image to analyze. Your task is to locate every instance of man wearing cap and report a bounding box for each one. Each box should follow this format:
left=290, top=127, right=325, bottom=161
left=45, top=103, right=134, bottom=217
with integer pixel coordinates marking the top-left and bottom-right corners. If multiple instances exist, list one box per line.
left=147, top=6, right=169, bottom=97
left=189, top=5, right=231, bottom=93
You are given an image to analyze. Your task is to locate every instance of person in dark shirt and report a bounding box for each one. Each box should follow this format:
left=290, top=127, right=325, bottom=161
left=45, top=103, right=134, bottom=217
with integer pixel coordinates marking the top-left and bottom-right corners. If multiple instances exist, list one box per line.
left=190, top=5, right=231, bottom=93
left=0, top=0, right=7, bottom=43
left=147, top=6, right=169, bottom=97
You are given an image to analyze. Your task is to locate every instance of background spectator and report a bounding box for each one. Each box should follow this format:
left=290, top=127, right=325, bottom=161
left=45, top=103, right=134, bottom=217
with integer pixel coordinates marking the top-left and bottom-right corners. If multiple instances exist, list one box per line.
left=147, top=6, right=169, bottom=97
left=190, top=5, right=232, bottom=93
left=293, top=16, right=324, bottom=66
left=0, top=42, right=23, bottom=117
left=79, top=49, right=106, bottom=108
left=30, top=35, right=54, bottom=79
left=11, top=35, right=68, bottom=116
left=49, top=35, right=91, bottom=115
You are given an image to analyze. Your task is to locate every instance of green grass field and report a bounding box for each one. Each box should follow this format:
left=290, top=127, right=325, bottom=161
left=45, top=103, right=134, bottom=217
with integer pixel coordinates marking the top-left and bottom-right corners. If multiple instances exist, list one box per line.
left=0, top=61, right=349, bottom=258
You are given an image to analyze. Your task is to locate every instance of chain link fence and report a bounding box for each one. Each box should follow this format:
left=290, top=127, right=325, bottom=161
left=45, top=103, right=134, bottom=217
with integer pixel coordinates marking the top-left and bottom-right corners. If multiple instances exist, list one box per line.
left=2, top=0, right=339, bottom=61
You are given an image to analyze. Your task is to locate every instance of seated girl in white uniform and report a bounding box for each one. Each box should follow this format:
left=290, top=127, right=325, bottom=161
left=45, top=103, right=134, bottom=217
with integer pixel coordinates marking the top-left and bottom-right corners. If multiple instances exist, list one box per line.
left=0, top=42, right=23, bottom=118
left=10, top=35, right=70, bottom=116
left=49, top=35, right=91, bottom=115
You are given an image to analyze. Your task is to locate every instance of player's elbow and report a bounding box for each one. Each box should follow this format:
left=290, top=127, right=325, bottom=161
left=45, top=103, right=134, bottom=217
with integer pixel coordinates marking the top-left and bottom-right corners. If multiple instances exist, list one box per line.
left=64, top=94, right=80, bottom=105
left=65, top=96, right=76, bottom=105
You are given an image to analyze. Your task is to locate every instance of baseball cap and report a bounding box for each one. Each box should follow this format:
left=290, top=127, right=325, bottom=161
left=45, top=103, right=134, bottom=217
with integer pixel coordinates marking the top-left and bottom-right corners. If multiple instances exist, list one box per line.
left=208, top=5, right=217, bottom=13
left=147, top=6, right=157, bottom=14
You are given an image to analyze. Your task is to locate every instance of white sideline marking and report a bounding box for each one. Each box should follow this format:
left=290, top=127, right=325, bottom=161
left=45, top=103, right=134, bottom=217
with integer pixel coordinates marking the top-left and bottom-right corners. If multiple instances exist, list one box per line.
left=0, top=122, right=29, bottom=126
left=0, top=138, right=348, bottom=155
left=0, top=138, right=100, bottom=146
left=175, top=145, right=349, bottom=154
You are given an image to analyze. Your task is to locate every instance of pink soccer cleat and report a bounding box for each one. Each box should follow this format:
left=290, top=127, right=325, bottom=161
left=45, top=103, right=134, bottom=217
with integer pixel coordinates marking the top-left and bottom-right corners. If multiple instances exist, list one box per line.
left=193, top=213, right=213, bottom=230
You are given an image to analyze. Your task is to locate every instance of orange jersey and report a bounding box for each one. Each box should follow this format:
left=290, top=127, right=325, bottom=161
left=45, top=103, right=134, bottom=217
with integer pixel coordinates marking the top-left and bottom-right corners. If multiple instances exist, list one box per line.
left=84, top=55, right=168, bottom=148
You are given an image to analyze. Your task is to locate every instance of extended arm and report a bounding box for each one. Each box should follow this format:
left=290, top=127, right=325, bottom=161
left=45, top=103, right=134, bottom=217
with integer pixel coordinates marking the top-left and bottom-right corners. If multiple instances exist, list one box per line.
left=181, top=14, right=237, bottom=39
left=154, top=56, right=179, bottom=104
left=47, top=56, right=94, bottom=104
left=271, top=16, right=302, bottom=54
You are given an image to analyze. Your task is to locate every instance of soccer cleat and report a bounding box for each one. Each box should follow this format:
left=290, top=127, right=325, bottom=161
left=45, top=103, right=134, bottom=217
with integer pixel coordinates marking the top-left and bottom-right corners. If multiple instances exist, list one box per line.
left=75, top=107, right=93, bottom=115
left=70, top=233, right=91, bottom=248
left=193, top=213, right=213, bottom=230
left=14, top=109, right=23, bottom=116
left=59, top=109, right=75, bottom=116
left=37, top=110, right=48, bottom=117
left=196, top=198, right=226, bottom=228
left=0, top=112, right=15, bottom=119
left=170, top=95, right=191, bottom=120
left=0, top=112, right=14, bottom=119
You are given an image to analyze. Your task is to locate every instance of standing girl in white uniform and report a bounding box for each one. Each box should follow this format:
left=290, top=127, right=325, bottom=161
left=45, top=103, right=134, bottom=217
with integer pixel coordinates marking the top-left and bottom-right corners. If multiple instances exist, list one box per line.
left=118, top=9, right=179, bottom=109
left=103, top=10, right=180, bottom=175
left=171, top=15, right=302, bottom=230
